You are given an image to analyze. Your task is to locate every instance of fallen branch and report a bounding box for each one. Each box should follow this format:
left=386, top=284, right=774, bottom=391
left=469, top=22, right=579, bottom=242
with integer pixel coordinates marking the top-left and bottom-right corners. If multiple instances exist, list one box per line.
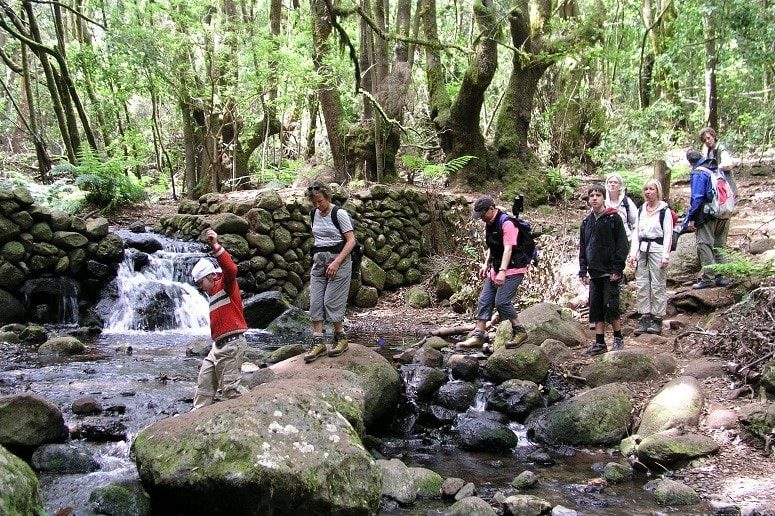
left=739, top=350, right=775, bottom=373
left=430, top=321, right=495, bottom=337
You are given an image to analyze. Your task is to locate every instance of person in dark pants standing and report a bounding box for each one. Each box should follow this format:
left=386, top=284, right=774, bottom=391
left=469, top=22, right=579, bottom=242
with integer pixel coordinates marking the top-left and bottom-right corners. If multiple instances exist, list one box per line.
left=457, top=196, right=529, bottom=351
left=190, top=228, right=248, bottom=410
left=579, top=185, right=629, bottom=356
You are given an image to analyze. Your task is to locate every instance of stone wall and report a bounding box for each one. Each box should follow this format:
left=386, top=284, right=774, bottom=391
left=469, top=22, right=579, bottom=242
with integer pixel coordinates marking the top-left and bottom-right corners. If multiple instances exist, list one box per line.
left=0, top=188, right=125, bottom=325
left=155, top=185, right=470, bottom=306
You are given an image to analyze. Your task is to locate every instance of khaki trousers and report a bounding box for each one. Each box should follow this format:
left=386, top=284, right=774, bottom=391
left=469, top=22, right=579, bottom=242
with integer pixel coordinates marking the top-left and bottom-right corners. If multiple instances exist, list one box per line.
left=635, top=250, right=667, bottom=317
left=696, top=218, right=730, bottom=281
left=193, top=334, right=247, bottom=410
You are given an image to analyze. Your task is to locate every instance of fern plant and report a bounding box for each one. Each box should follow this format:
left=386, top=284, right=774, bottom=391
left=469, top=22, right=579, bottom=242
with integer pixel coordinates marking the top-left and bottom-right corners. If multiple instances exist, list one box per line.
left=401, top=155, right=478, bottom=185
left=73, top=148, right=146, bottom=211
left=708, top=249, right=775, bottom=281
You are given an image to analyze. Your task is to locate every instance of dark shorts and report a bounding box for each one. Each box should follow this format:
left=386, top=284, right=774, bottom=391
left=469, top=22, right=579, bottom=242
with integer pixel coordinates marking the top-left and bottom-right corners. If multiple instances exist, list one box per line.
left=588, top=276, right=621, bottom=324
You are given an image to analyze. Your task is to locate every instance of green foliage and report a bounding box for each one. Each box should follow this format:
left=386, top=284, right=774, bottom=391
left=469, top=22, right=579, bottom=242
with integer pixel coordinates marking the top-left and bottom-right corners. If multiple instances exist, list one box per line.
left=401, top=155, right=478, bottom=185
left=1, top=170, right=86, bottom=214
left=545, top=167, right=581, bottom=202
left=73, top=148, right=146, bottom=211
left=708, top=250, right=775, bottom=281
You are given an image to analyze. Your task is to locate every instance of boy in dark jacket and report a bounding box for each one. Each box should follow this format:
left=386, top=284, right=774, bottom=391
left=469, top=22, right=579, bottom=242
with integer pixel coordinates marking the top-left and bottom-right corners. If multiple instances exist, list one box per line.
left=579, top=185, right=629, bottom=355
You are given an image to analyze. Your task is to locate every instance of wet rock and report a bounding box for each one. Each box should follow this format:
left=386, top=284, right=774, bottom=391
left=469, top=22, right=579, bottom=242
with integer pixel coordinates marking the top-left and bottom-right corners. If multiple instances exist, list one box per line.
left=552, top=505, right=578, bottom=516
left=412, top=345, right=443, bottom=367
left=487, top=379, right=543, bottom=420
left=19, top=324, right=47, bottom=344
left=72, top=396, right=103, bottom=416
left=447, top=354, right=479, bottom=381
left=526, top=383, right=632, bottom=446
left=128, top=221, right=147, bottom=233
left=511, top=470, right=538, bottom=489
left=185, top=338, right=211, bottom=357
left=31, top=443, right=100, bottom=473
left=104, top=404, right=126, bottom=415
left=455, top=416, right=518, bottom=452
left=425, top=336, right=450, bottom=350
left=653, top=479, right=700, bottom=506
left=483, top=344, right=550, bottom=384
left=441, top=477, right=466, bottom=498
left=443, top=496, right=495, bottom=515
left=518, top=302, right=587, bottom=347
left=242, top=290, right=292, bottom=329
left=637, top=376, right=704, bottom=437
left=38, top=336, right=85, bottom=355
left=526, top=449, right=554, bottom=465
left=122, top=233, right=163, bottom=254
left=403, top=365, right=447, bottom=402
left=637, top=429, right=719, bottom=464
left=377, top=458, right=416, bottom=505
left=434, top=381, right=477, bottom=412
left=407, top=466, right=443, bottom=499
left=0, top=393, right=68, bottom=451
left=392, top=348, right=416, bottom=364
left=419, top=405, right=457, bottom=427
left=74, top=417, right=128, bottom=442
left=268, top=344, right=305, bottom=364
left=88, top=480, right=151, bottom=516
left=0, top=289, right=25, bottom=326
left=454, top=482, right=476, bottom=501
left=0, top=443, right=45, bottom=514
left=602, top=461, right=632, bottom=483
left=0, top=330, right=19, bottom=344
left=580, top=350, right=659, bottom=387
left=502, top=494, right=552, bottom=515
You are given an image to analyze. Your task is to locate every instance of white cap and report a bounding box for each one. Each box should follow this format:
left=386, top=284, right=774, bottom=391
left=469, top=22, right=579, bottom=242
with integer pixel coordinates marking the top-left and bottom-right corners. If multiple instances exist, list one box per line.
left=192, top=258, right=222, bottom=283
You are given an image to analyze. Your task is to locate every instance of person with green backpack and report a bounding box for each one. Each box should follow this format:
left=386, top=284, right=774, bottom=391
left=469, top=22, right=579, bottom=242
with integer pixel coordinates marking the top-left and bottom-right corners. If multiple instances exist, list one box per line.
left=304, top=181, right=356, bottom=362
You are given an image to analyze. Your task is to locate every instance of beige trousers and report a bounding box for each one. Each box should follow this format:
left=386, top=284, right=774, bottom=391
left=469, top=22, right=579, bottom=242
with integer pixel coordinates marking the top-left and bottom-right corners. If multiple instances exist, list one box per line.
left=635, top=250, right=668, bottom=317
left=193, top=334, right=247, bottom=410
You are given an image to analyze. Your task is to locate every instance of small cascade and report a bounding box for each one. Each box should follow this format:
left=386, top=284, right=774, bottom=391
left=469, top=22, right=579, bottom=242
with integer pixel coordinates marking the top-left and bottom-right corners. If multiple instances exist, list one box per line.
left=102, top=234, right=210, bottom=332
left=469, top=382, right=494, bottom=413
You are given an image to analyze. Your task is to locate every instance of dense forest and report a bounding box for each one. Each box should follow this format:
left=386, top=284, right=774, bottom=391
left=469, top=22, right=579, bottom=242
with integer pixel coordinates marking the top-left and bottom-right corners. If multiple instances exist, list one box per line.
left=0, top=0, right=772, bottom=209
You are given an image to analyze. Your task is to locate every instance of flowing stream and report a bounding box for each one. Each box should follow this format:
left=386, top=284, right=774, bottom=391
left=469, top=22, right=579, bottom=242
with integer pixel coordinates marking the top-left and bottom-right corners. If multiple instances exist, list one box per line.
left=0, top=233, right=692, bottom=514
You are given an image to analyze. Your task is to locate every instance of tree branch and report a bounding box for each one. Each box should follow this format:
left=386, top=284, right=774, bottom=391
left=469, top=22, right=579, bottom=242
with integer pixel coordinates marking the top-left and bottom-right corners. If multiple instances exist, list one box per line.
left=27, top=0, right=106, bottom=30
left=359, top=88, right=409, bottom=134
left=0, top=45, right=23, bottom=73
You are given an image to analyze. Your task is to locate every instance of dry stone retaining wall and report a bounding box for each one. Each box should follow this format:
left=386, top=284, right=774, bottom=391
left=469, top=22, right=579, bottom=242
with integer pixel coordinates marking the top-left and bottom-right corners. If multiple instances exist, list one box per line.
left=155, top=185, right=470, bottom=304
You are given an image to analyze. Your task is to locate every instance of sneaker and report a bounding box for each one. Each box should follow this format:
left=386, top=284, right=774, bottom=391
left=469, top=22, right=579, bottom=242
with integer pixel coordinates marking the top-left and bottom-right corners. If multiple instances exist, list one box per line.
left=715, top=277, right=732, bottom=287
left=611, top=336, right=624, bottom=351
left=506, top=326, right=528, bottom=349
left=457, top=331, right=485, bottom=349
left=583, top=342, right=608, bottom=356
left=646, top=317, right=663, bottom=335
left=304, top=337, right=328, bottom=363
left=692, top=279, right=715, bottom=289
left=634, top=315, right=651, bottom=336
left=328, top=333, right=349, bottom=357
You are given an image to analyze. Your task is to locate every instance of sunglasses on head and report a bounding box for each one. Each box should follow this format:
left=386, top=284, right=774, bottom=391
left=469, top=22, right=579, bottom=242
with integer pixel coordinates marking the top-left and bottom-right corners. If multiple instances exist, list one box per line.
left=307, top=185, right=322, bottom=192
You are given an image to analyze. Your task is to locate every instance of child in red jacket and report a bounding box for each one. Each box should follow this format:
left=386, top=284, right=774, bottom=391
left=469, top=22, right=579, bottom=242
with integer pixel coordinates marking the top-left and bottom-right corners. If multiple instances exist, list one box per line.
left=190, top=229, right=248, bottom=409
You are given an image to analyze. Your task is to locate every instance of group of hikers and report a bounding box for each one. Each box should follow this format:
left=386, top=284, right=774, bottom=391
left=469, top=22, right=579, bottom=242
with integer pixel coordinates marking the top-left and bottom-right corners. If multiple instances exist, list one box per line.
left=184, top=128, right=738, bottom=407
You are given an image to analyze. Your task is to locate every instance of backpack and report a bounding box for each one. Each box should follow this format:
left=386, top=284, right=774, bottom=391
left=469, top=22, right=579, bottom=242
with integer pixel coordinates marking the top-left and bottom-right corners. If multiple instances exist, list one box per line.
left=698, top=166, right=735, bottom=219
left=310, top=205, right=364, bottom=279
left=496, top=213, right=538, bottom=268
left=638, top=204, right=680, bottom=252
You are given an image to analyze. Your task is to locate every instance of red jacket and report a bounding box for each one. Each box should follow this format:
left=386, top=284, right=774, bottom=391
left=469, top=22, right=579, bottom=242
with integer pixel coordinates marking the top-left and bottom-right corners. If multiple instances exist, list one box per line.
left=208, top=246, right=247, bottom=342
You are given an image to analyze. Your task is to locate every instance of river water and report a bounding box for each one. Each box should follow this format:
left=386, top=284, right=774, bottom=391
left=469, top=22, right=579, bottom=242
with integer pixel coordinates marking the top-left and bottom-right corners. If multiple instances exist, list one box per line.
left=0, top=234, right=693, bottom=515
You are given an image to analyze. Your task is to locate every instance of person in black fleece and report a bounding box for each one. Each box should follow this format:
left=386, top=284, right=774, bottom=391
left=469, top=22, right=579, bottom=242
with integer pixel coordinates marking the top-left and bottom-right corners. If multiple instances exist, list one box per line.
left=579, top=184, right=629, bottom=356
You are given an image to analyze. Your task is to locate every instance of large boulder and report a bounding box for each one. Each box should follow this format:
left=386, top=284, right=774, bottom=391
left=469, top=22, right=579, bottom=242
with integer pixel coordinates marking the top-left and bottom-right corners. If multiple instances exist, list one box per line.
left=38, top=336, right=85, bottom=355
left=580, top=350, right=660, bottom=387
left=377, top=458, right=417, bottom=505
left=636, top=430, right=719, bottom=465
left=208, top=213, right=250, bottom=235
left=30, top=442, right=100, bottom=473
left=133, top=381, right=381, bottom=515
left=482, top=344, right=550, bottom=385
left=0, top=393, right=68, bottom=452
left=487, top=379, right=543, bottom=420
left=0, top=444, right=45, bottom=515
left=455, top=416, right=518, bottom=452
left=636, top=376, right=704, bottom=437
left=89, top=480, right=151, bottom=516
left=435, top=265, right=464, bottom=301
left=518, top=303, right=587, bottom=347
left=243, top=291, right=291, bottom=328
left=526, top=383, right=632, bottom=446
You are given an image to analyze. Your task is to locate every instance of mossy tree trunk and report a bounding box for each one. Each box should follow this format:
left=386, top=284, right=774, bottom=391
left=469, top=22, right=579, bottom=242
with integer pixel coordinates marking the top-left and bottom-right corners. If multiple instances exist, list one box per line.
left=422, top=0, right=500, bottom=187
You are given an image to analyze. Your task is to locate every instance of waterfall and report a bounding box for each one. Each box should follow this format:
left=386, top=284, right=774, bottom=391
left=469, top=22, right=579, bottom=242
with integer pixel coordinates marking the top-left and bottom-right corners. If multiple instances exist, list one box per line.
left=102, top=233, right=210, bottom=332
left=20, top=277, right=80, bottom=325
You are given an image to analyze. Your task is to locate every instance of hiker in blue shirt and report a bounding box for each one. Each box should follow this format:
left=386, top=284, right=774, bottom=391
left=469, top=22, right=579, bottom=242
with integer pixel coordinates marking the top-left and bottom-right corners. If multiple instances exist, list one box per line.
left=684, top=149, right=732, bottom=289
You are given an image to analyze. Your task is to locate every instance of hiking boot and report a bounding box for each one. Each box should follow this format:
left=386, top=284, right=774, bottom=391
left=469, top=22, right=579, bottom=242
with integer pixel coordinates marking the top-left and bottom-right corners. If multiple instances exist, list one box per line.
left=634, top=315, right=651, bottom=336
left=328, top=332, right=349, bottom=357
left=583, top=342, right=608, bottom=356
left=692, top=279, right=715, bottom=289
left=611, top=336, right=624, bottom=351
left=457, top=331, right=485, bottom=349
left=715, top=276, right=732, bottom=287
left=304, top=336, right=328, bottom=363
left=505, top=326, right=528, bottom=349
left=646, top=317, right=663, bottom=335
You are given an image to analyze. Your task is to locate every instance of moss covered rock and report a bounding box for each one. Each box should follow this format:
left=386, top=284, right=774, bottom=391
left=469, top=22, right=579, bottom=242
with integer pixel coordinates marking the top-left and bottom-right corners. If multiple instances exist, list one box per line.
left=581, top=349, right=659, bottom=387
left=483, top=344, right=550, bottom=385
left=38, top=336, right=85, bottom=355
left=637, top=430, right=719, bottom=465
left=405, top=287, right=430, bottom=308
left=0, top=444, right=45, bottom=516
left=637, top=376, right=704, bottom=437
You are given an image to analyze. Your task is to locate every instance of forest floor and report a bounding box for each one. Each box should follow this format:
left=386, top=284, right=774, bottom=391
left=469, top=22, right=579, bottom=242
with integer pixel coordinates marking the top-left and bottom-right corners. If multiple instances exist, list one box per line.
left=108, top=165, right=775, bottom=511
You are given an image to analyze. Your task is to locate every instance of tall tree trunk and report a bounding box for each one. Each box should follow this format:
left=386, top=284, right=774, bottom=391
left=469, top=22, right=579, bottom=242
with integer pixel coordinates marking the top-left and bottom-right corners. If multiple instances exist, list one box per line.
left=702, top=7, right=718, bottom=129
left=310, top=0, right=349, bottom=181
left=20, top=41, right=52, bottom=178
left=423, top=0, right=499, bottom=186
